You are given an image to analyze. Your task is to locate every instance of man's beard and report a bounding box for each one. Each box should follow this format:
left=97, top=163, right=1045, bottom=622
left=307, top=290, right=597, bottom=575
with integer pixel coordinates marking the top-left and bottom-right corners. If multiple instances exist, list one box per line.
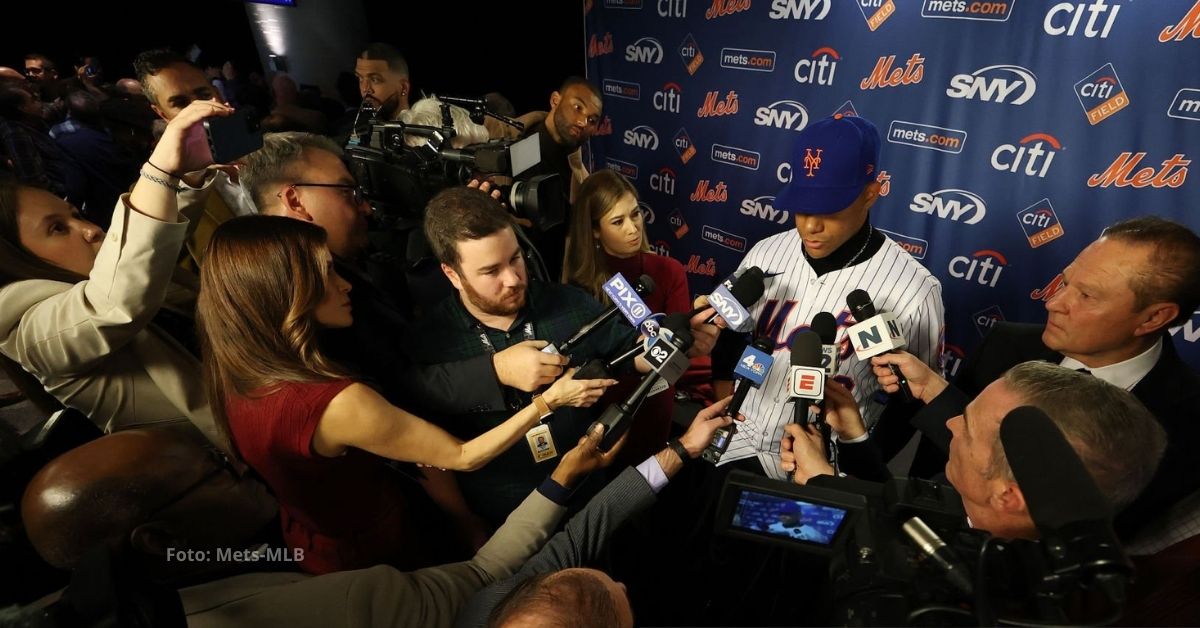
left=552, top=107, right=584, bottom=149
left=462, top=278, right=527, bottom=317
left=367, top=91, right=402, bottom=121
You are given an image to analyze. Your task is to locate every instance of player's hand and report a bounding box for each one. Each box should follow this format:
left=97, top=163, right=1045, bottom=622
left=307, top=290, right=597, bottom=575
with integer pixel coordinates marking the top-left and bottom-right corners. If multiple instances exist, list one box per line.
left=823, top=380, right=867, bottom=441
left=870, top=351, right=947, bottom=404
left=780, top=423, right=833, bottom=485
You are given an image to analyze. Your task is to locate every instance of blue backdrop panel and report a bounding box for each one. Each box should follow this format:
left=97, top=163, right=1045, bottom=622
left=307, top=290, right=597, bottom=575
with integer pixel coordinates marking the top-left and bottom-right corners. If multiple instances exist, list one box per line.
left=581, top=0, right=1200, bottom=370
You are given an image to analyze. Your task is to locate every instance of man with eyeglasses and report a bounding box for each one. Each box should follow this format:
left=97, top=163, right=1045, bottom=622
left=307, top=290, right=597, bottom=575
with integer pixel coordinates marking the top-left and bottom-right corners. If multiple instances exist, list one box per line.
left=24, top=53, right=58, bottom=84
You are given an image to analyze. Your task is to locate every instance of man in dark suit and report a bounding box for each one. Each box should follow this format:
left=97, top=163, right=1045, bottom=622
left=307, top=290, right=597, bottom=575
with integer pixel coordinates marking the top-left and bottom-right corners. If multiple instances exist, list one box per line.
left=868, top=216, right=1200, bottom=541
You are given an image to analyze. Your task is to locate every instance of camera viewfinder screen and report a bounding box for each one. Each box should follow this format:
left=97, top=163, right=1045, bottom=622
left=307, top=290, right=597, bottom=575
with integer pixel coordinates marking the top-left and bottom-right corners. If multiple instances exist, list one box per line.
left=731, top=490, right=849, bottom=546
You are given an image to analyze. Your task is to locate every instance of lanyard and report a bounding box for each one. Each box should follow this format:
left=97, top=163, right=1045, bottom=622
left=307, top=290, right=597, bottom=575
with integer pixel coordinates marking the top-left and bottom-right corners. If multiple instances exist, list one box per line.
left=474, top=321, right=536, bottom=355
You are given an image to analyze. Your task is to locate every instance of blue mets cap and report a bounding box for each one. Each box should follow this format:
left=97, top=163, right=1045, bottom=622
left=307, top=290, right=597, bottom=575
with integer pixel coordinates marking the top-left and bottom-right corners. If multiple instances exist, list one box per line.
left=774, top=114, right=881, bottom=216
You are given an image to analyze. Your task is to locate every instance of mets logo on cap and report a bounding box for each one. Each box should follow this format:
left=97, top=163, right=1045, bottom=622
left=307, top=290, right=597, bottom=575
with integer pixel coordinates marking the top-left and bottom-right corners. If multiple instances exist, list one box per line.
left=773, top=114, right=881, bottom=216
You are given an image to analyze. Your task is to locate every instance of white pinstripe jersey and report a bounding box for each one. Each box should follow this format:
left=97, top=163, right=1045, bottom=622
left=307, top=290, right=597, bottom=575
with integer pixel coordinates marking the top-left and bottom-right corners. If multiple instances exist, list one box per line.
left=720, top=229, right=945, bottom=480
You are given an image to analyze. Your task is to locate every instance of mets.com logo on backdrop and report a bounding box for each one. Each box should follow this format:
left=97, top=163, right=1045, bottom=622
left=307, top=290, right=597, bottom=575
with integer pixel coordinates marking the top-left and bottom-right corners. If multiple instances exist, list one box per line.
left=702, top=225, right=748, bottom=252
left=1017, top=198, right=1065, bottom=248
left=877, top=228, right=928, bottom=260
left=602, top=79, right=641, bottom=101
left=711, top=143, right=761, bottom=170
left=720, top=48, right=776, bottom=72
left=1169, top=89, right=1200, bottom=121
left=922, top=0, right=1015, bottom=21
left=1075, top=63, right=1129, bottom=125
left=887, top=120, right=967, bottom=154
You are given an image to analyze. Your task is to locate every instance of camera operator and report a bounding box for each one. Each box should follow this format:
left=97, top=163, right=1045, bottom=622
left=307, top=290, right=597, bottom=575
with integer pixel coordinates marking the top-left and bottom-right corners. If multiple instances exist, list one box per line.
left=781, top=362, right=1165, bottom=540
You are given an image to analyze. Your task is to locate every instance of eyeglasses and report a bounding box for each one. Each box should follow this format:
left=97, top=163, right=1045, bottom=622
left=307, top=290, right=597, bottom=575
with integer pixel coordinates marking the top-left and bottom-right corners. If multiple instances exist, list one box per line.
left=142, top=447, right=245, bottom=521
left=281, top=182, right=367, bottom=205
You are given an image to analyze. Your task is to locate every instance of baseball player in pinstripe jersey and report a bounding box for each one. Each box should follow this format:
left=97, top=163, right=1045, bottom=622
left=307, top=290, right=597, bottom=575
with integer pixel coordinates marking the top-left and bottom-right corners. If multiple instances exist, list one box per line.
left=712, top=114, right=944, bottom=480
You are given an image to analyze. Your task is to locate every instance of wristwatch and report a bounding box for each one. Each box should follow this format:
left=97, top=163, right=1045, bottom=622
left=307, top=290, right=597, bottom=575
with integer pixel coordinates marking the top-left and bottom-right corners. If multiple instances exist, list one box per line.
left=667, top=438, right=690, bottom=463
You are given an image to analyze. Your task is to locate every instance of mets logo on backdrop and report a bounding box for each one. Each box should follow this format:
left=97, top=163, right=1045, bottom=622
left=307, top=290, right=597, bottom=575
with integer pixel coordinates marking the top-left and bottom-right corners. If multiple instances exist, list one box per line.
left=1031, top=273, right=1064, bottom=302
left=593, top=116, right=613, bottom=136
left=1087, top=152, right=1190, bottom=188
left=860, top=53, right=925, bottom=90
left=690, top=179, right=728, bottom=202
left=1160, top=1, right=1200, bottom=41
left=679, top=33, right=705, bottom=75
left=1017, top=198, right=1065, bottom=248
left=588, top=33, right=614, bottom=58
left=673, top=127, right=697, bottom=163
left=857, top=0, right=897, bottom=30
left=697, top=90, right=739, bottom=117
left=1074, top=63, right=1129, bottom=125
left=707, top=0, right=751, bottom=18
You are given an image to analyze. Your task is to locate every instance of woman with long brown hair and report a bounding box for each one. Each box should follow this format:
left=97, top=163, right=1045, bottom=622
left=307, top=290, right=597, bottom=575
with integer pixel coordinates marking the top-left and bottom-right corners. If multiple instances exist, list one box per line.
left=563, top=169, right=691, bottom=464
left=197, top=215, right=612, bottom=575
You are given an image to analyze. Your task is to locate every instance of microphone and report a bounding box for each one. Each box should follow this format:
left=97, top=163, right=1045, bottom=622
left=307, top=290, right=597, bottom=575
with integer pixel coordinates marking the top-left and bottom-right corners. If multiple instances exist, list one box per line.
left=591, top=324, right=695, bottom=451
left=810, top=311, right=839, bottom=377
left=696, top=267, right=766, bottom=332
left=555, top=273, right=655, bottom=358
left=901, top=517, right=974, bottom=595
left=787, top=331, right=825, bottom=425
left=702, top=336, right=775, bottom=463
left=845, top=289, right=914, bottom=402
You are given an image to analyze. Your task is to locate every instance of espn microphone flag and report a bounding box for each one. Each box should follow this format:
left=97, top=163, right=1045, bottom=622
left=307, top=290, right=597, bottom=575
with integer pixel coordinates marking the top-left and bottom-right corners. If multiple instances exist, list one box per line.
left=788, top=331, right=824, bottom=400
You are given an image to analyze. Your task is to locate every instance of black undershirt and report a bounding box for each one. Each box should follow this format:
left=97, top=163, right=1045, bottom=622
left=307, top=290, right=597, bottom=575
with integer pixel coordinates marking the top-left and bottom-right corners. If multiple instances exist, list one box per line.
left=802, top=218, right=884, bottom=277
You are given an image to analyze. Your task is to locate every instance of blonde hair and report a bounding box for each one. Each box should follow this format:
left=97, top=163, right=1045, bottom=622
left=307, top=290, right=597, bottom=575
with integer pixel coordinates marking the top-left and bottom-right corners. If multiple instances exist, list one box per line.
left=563, top=169, right=647, bottom=304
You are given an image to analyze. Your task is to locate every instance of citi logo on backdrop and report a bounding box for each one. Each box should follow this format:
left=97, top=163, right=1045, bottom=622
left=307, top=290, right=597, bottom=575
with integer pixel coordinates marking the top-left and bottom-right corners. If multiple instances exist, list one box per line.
left=922, top=0, right=1015, bottom=21
left=650, top=167, right=677, bottom=196
left=1087, top=153, right=1190, bottom=189
left=909, top=189, right=987, bottom=224
left=860, top=54, right=925, bottom=90
left=669, top=210, right=689, bottom=238
left=1074, top=63, right=1129, bottom=124
left=740, top=195, right=790, bottom=225
left=768, top=0, right=830, bottom=19
left=991, top=133, right=1061, bottom=178
left=754, top=100, right=809, bottom=131
left=1044, top=0, right=1123, bottom=38
left=626, top=37, right=665, bottom=64
left=673, top=127, right=697, bottom=163
left=1016, top=199, right=1065, bottom=248
left=877, top=228, right=928, bottom=259
left=973, top=305, right=1005, bottom=337
left=946, top=65, right=1037, bottom=105
left=948, top=249, right=1007, bottom=287
left=658, top=0, right=688, bottom=17
left=794, top=47, right=839, bottom=86
left=653, top=83, right=683, bottom=113
left=941, top=343, right=965, bottom=378
left=678, top=34, right=704, bottom=74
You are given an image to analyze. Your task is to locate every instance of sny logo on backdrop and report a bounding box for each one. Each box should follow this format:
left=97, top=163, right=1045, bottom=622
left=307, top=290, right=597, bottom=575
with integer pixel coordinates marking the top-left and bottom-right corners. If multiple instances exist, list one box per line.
left=922, top=0, right=1015, bottom=21
left=659, top=0, right=688, bottom=17
left=887, top=120, right=967, bottom=153
left=697, top=90, right=739, bottom=117
left=877, top=228, right=927, bottom=259
left=650, top=167, right=677, bottom=195
left=1169, top=310, right=1200, bottom=344
left=674, top=127, right=697, bottom=163
left=946, top=65, right=1037, bottom=105
left=1169, top=89, right=1200, bottom=121
left=706, top=0, right=751, bottom=18
left=769, top=0, right=830, bottom=19
left=679, top=33, right=705, bottom=74
left=588, top=33, right=614, bottom=58
left=625, top=37, right=665, bottom=64
left=638, top=202, right=656, bottom=224
left=605, top=158, right=639, bottom=180
left=720, top=48, right=776, bottom=72
left=794, top=47, right=839, bottom=86
left=860, top=54, right=925, bottom=90
left=711, top=144, right=761, bottom=170
left=741, top=195, right=790, bottom=225
left=857, top=0, right=897, bottom=30
left=691, top=179, right=728, bottom=202
left=654, top=83, right=683, bottom=113
left=602, top=79, right=641, bottom=101
left=1017, top=199, right=1065, bottom=248
left=669, top=209, right=690, bottom=238
left=623, top=125, right=660, bottom=150
left=949, top=249, right=1007, bottom=287
left=1088, top=152, right=1190, bottom=188
left=702, top=225, right=747, bottom=252
left=1160, top=1, right=1200, bottom=41
left=1075, top=63, right=1129, bottom=124
left=909, top=188, right=987, bottom=224
left=1031, top=273, right=1064, bottom=302
left=754, top=100, right=809, bottom=131
left=991, top=132, right=1061, bottom=178
left=1044, top=0, right=1122, bottom=38
left=973, top=305, right=1005, bottom=337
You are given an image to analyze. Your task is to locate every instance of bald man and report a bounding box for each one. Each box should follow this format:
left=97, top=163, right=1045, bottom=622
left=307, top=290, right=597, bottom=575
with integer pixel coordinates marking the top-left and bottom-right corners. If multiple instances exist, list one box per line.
left=0, top=66, right=25, bottom=80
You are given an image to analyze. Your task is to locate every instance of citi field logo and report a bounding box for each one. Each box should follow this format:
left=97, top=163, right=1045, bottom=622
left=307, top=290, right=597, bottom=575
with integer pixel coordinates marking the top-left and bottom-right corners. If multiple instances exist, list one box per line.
left=1169, top=310, right=1200, bottom=344
left=673, top=127, right=697, bottom=163
left=887, top=120, right=967, bottom=154
left=941, top=343, right=965, bottom=378
left=669, top=209, right=689, bottom=238
left=1160, top=1, right=1200, bottom=42
left=659, top=0, right=687, bottom=17
left=754, top=100, right=809, bottom=131
left=588, top=33, right=614, bottom=58
left=909, top=189, right=987, bottom=225
left=794, top=47, right=839, bottom=86
left=949, top=249, right=1007, bottom=287
left=605, top=158, right=639, bottom=180
left=922, top=0, right=1015, bottom=22
left=740, top=195, right=789, bottom=225
left=711, top=144, right=761, bottom=170
left=602, top=79, right=641, bottom=101
left=857, top=0, right=897, bottom=31
left=649, top=167, right=677, bottom=196
left=803, top=148, right=823, bottom=177
left=706, top=0, right=751, bottom=18
left=653, top=82, right=683, bottom=113
left=878, top=228, right=928, bottom=260
left=991, top=133, right=1061, bottom=178
left=720, top=48, right=776, bottom=72
left=622, top=125, right=660, bottom=150
left=1044, top=0, right=1123, bottom=38
left=973, top=305, right=1005, bottom=337
left=860, top=53, right=925, bottom=90
left=1169, top=89, right=1200, bottom=122
left=625, top=37, right=665, bottom=64
left=1017, top=199, right=1065, bottom=248
left=678, top=33, right=704, bottom=75
left=1075, top=63, right=1129, bottom=125
left=833, top=100, right=858, bottom=117
left=1030, top=273, right=1064, bottom=302
left=769, top=0, right=830, bottom=19
left=638, top=201, right=656, bottom=224
left=697, top=90, right=739, bottom=118
left=690, top=179, right=728, bottom=202
left=1087, top=152, right=1190, bottom=189
left=702, top=225, right=748, bottom=252
left=946, top=65, right=1037, bottom=105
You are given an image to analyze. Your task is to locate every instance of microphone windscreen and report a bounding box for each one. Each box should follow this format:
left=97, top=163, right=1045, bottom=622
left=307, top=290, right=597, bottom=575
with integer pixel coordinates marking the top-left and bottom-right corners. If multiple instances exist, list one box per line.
left=789, top=330, right=822, bottom=367
left=811, top=312, right=837, bottom=345
left=636, top=274, right=656, bottom=296
left=999, top=405, right=1112, bottom=530
left=846, top=289, right=876, bottom=320
left=730, top=267, right=766, bottom=307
